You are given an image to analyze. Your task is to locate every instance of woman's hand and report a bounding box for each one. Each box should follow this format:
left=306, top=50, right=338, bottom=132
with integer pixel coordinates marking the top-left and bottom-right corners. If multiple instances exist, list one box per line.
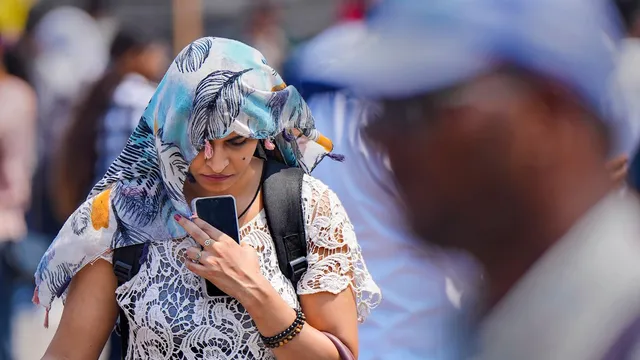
left=175, top=214, right=268, bottom=303
left=175, top=214, right=358, bottom=360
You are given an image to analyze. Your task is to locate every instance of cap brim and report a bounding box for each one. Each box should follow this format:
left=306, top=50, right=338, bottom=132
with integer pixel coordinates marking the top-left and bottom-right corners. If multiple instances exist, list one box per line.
left=295, top=21, right=493, bottom=99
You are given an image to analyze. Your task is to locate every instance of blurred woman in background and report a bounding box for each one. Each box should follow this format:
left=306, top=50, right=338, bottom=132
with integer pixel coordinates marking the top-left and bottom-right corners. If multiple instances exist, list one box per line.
left=0, top=35, right=37, bottom=360
left=52, top=27, right=168, bottom=222
left=245, top=3, right=289, bottom=73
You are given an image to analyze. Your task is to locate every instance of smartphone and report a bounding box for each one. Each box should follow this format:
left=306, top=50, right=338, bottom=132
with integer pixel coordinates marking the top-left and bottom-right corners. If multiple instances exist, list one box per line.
left=190, top=195, right=240, bottom=297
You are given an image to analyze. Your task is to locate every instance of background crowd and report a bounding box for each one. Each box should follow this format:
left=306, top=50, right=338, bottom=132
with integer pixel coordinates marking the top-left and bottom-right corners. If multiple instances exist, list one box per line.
left=1, top=0, right=640, bottom=359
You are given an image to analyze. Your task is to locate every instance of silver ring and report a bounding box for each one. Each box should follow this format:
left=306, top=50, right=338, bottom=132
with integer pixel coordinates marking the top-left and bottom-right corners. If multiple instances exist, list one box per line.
left=204, top=238, right=213, bottom=247
left=192, top=250, right=202, bottom=263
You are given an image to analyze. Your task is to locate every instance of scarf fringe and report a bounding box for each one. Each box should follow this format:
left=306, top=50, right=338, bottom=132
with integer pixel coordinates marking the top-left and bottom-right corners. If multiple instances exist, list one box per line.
left=32, top=287, right=51, bottom=328
left=32, top=287, right=40, bottom=306
left=44, top=307, right=51, bottom=329
left=282, top=129, right=295, bottom=142
left=327, top=153, right=346, bottom=162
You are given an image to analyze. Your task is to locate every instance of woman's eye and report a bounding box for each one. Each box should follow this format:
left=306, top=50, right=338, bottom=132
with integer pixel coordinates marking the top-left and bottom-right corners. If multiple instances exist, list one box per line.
left=228, top=139, right=247, bottom=147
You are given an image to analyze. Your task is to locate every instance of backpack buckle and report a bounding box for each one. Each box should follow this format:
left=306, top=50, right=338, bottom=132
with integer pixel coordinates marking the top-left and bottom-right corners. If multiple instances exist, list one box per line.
left=113, top=260, right=133, bottom=285
left=288, top=256, right=308, bottom=283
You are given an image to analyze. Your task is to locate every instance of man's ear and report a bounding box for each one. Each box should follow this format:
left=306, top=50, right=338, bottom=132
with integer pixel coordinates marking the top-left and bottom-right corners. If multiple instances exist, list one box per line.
left=607, top=154, right=629, bottom=186
left=630, top=14, right=640, bottom=37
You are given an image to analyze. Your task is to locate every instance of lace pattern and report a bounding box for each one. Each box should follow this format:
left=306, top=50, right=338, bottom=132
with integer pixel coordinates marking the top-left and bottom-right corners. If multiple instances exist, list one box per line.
left=297, top=175, right=381, bottom=322
left=113, top=175, right=380, bottom=359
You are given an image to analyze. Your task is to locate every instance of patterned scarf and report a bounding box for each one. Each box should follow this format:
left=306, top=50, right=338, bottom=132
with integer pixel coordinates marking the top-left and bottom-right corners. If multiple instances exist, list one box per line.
left=34, top=37, right=337, bottom=320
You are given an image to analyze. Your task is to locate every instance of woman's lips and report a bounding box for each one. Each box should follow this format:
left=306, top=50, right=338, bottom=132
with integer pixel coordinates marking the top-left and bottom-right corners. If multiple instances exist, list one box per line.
left=201, top=174, right=233, bottom=182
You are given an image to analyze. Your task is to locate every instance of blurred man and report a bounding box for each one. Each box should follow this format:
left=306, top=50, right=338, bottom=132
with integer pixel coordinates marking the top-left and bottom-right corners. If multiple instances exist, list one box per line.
left=297, top=0, right=640, bottom=358
left=0, top=35, right=37, bottom=360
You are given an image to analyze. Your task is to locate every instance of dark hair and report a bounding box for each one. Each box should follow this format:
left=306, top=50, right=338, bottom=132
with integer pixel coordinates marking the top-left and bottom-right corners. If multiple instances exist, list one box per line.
left=24, top=2, right=56, bottom=35
left=614, top=0, right=640, bottom=32
left=83, top=0, right=111, bottom=17
left=109, top=27, right=151, bottom=60
left=1, top=37, right=30, bottom=82
left=2, top=2, right=54, bottom=84
left=52, top=28, right=151, bottom=220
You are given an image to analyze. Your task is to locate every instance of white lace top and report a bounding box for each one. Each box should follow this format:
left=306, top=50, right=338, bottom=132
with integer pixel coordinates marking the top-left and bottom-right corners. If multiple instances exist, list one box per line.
left=109, top=174, right=381, bottom=360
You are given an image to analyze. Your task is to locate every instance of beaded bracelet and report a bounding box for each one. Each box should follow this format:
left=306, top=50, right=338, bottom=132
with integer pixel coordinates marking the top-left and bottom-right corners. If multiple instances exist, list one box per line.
left=260, top=308, right=306, bottom=349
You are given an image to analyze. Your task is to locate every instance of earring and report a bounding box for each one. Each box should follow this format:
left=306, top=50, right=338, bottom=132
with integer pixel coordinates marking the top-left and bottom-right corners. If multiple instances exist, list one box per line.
left=204, top=142, right=214, bottom=160
left=264, top=138, right=276, bottom=151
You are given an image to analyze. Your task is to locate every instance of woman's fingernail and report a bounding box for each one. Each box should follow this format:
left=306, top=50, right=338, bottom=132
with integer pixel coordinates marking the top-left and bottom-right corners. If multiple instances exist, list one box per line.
left=174, top=214, right=182, bottom=221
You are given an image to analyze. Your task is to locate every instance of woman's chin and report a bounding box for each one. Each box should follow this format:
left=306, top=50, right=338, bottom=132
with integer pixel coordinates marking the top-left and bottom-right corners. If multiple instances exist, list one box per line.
left=195, top=178, right=236, bottom=195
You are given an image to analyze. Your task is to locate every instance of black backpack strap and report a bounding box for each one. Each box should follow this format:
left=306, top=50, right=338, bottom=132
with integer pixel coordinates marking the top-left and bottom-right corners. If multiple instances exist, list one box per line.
left=262, top=160, right=308, bottom=287
left=112, top=243, right=145, bottom=360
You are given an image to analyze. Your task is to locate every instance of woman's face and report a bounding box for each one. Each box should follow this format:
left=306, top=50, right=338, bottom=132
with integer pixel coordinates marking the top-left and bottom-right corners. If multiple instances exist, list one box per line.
left=188, top=132, right=259, bottom=194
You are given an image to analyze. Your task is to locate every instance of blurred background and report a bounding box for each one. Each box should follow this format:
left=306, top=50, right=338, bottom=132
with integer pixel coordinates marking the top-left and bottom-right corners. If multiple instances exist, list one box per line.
left=2, top=0, right=640, bottom=359
left=0, top=0, right=367, bottom=358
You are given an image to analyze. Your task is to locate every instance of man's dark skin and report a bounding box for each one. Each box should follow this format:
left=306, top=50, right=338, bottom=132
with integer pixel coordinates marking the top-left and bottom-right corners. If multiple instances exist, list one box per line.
left=368, top=67, right=616, bottom=309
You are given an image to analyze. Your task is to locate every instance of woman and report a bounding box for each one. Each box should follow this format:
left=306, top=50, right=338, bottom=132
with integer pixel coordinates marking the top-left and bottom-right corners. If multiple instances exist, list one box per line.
left=35, top=37, right=380, bottom=360
left=52, top=27, right=168, bottom=222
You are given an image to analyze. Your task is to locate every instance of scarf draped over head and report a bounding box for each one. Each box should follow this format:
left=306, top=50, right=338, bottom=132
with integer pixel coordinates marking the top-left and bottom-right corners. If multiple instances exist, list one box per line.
left=34, top=37, right=338, bottom=316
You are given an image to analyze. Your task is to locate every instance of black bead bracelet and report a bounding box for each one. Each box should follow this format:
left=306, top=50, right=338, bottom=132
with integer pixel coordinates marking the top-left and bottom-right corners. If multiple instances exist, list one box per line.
left=260, top=308, right=306, bottom=349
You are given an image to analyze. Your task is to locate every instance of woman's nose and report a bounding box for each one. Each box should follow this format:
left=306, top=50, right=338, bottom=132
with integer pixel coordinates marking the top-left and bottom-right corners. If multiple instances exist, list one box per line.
left=205, top=146, right=230, bottom=173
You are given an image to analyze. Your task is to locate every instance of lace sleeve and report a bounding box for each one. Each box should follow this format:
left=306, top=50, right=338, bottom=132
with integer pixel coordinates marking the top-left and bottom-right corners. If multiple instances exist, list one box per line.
left=297, top=175, right=382, bottom=323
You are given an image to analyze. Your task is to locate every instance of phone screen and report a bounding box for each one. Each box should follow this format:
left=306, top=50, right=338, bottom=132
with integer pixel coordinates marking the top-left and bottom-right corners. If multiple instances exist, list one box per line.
left=193, top=196, right=240, bottom=243
left=192, top=195, right=240, bottom=297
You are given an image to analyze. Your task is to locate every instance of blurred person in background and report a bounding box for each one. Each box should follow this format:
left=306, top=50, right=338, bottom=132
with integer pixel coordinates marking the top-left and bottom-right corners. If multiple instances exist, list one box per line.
left=245, top=2, right=289, bottom=73
left=31, top=4, right=109, bottom=160
left=285, top=5, right=480, bottom=359
left=28, top=4, right=109, bottom=237
left=0, top=1, right=55, bottom=86
left=52, top=27, right=168, bottom=223
left=339, top=0, right=365, bottom=21
left=0, top=0, right=30, bottom=44
left=302, top=0, right=640, bottom=358
left=84, top=0, right=118, bottom=45
left=0, top=35, right=37, bottom=360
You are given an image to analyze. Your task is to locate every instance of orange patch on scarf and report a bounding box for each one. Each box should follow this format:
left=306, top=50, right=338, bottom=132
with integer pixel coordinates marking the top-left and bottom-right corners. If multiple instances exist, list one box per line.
left=91, top=188, right=111, bottom=230
left=271, top=83, right=287, bottom=91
